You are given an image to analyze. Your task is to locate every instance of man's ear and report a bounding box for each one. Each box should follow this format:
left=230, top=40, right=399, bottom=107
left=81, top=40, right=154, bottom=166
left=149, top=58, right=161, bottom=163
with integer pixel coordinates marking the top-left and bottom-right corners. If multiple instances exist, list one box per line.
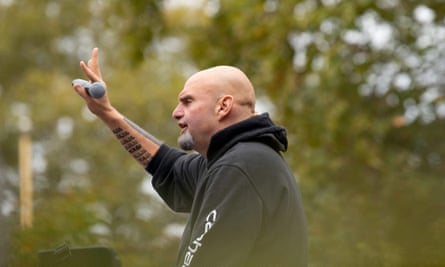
left=216, top=95, right=233, bottom=119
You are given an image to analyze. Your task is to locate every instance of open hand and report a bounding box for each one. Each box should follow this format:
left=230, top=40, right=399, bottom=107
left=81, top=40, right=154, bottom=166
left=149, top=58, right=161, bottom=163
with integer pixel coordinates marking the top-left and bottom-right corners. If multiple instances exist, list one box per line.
left=72, top=48, right=113, bottom=117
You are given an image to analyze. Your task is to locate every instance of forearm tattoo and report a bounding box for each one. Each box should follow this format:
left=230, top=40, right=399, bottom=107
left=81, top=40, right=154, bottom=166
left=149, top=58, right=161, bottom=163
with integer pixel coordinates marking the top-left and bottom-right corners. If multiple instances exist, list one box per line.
left=113, top=127, right=153, bottom=166
left=124, top=118, right=162, bottom=145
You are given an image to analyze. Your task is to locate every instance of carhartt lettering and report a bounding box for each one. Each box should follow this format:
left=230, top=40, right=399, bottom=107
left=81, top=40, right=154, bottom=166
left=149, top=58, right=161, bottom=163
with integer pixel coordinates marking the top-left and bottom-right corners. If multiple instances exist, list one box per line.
left=182, top=209, right=217, bottom=267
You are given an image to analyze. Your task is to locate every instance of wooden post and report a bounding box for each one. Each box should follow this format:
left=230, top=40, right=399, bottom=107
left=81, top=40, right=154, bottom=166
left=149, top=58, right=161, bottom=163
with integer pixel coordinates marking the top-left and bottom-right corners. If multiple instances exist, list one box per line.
left=19, top=132, right=33, bottom=228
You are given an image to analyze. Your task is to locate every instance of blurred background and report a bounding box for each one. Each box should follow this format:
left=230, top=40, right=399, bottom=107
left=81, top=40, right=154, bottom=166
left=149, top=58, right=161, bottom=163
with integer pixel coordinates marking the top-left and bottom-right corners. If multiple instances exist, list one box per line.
left=1, top=0, right=444, bottom=266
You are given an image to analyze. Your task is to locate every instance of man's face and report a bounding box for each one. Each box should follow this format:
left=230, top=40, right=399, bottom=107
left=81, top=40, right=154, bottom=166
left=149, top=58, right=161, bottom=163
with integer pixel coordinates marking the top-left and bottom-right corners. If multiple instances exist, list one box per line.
left=172, top=77, right=220, bottom=155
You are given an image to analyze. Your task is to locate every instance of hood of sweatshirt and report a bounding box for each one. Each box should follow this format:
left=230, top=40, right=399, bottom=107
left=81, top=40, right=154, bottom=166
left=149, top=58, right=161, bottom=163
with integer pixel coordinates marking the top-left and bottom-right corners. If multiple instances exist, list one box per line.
left=206, top=113, right=288, bottom=165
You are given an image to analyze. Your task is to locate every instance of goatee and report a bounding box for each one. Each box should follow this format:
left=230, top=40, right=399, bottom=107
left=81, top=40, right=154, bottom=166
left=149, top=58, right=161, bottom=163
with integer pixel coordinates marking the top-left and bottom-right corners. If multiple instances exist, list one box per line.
left=178, top=130, right=194, bottom=151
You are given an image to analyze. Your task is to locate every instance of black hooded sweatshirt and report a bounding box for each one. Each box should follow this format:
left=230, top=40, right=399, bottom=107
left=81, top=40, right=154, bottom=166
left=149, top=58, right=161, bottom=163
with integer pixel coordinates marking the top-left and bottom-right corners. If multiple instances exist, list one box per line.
left=146, top=113, right=307, bottom=267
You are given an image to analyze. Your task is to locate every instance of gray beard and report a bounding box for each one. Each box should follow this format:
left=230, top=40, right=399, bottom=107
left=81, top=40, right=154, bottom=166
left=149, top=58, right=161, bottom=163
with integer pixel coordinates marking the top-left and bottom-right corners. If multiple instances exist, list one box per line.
left=178, top=130, right=194, bottom=151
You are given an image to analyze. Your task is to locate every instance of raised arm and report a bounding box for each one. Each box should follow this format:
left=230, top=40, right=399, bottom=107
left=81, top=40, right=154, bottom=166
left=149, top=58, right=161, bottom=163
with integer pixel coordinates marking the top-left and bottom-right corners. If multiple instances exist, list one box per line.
left=72, top=48, right=160, bottom=167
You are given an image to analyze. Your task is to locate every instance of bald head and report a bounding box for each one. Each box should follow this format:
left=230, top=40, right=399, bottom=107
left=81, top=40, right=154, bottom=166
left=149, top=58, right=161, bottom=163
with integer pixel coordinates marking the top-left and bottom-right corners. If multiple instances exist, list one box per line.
left=173, top=66, right=257, bottom=154
left=186, top=66, right=256, bottom=114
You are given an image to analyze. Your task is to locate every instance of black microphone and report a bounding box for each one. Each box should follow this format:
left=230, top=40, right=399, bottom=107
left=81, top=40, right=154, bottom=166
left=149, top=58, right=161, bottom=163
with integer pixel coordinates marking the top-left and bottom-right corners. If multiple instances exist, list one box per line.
left=72, top=79, right=106, bottom=98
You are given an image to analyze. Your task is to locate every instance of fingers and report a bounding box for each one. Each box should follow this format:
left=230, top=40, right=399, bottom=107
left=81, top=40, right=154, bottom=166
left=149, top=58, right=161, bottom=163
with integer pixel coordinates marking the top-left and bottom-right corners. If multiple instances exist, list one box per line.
left=72, top=83, right=89, bottom=99
left=74, top=47, right=109, bottom=101
left=88, top=47, right=103, bottom=79
left=80, top=61, right=102, bottom=82
left=80, top=47, right=103, bottom=83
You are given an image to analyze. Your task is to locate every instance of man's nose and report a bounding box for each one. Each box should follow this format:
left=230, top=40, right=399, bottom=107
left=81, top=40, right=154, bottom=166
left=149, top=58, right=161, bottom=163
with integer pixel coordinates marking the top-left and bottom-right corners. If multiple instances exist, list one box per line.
left=172, top=105, right=183, bottom=120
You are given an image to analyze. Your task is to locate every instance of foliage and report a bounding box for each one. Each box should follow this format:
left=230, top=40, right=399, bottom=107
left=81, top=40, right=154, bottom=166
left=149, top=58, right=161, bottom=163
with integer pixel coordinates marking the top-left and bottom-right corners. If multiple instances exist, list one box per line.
left=170, top=0, right=445, bottom=266
left=1, top=0, right=444, bottom=267
left=0, top=1, right=183, bottom=266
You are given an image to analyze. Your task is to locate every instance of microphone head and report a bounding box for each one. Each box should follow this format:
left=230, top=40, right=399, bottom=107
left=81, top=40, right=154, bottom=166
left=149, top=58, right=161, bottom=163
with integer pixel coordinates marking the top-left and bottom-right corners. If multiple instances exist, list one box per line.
left=88, top=82, right=106, bottom=98
left=72, top=79, right=106, bottom=98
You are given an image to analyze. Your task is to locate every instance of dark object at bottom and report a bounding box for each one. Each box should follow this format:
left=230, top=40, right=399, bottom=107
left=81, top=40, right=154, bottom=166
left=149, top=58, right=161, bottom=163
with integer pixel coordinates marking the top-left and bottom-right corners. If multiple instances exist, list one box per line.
left=38, top=244, right=121, bottom=267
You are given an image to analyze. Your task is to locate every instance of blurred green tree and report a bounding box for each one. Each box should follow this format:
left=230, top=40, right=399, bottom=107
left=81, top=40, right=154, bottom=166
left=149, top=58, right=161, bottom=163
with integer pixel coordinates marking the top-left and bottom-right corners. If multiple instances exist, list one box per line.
left=175, top=0, right=445, bottom=266
left=2, top=0, right=445, bottom=266
left=0, top=1, right=185, bottom=267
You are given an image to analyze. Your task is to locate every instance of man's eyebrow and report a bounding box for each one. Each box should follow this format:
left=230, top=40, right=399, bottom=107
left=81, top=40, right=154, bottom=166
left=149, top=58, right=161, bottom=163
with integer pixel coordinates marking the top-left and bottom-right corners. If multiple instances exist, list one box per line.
left=179, top=94, right=193, bottom=102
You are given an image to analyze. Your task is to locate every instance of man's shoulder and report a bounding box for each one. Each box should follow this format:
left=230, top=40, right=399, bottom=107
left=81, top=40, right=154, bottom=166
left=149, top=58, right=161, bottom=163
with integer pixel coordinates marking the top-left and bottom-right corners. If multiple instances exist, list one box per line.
left=211, top=142, right=286, bottom=176
left=225, top=141, right=282, bottom=161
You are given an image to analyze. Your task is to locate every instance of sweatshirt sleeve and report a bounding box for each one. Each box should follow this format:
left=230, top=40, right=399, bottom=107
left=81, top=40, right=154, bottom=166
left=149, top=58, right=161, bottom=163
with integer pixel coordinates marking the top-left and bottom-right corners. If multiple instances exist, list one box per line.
left=178, top=164, right=263, bottom=267
left=146, top=144, right=206, bottom=212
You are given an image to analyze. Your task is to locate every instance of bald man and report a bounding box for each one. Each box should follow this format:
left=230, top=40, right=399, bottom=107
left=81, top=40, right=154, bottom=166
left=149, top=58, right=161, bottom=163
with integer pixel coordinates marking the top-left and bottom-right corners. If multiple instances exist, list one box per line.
left=73, top=48, right=307, bottom=267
